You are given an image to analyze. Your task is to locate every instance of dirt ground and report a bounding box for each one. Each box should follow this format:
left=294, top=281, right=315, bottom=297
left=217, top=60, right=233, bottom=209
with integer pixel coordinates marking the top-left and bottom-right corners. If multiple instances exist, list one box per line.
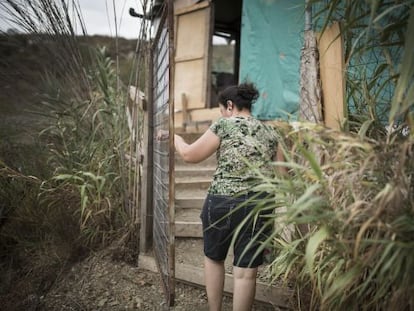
left=1, top=237, right=283, bottom=310
left=36, top=237, right=281, bottom=310
left=1, top=235, right=282, bottom=311
left=33, top=248, right=280, bottom=311
left=40, top=250, right=216, bottom=311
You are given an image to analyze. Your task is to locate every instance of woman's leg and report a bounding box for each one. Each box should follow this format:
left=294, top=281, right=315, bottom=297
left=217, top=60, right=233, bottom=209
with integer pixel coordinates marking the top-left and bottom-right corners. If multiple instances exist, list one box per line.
left=232, top=266, right=258, bottom=311
left=204, top=256, right=225, bottom=311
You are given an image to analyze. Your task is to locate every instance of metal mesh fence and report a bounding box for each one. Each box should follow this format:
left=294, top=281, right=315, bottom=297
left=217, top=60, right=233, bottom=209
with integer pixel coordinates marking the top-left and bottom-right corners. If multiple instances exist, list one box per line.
left=151, top=4, right=175, bottom=306
left=314, top=1, right=409, bottom=125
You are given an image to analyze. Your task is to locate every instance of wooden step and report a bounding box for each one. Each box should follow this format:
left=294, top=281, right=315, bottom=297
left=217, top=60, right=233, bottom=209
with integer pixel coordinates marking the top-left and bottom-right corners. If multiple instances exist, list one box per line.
left=175, top=188, right=206, bottom=209
left=175, top=176, right=211, bottom=192
left=138, top=254, right=293, bottom=308
left=175, top=165, right=215, bottom=178
left=175, top=208, right=202, bottom=238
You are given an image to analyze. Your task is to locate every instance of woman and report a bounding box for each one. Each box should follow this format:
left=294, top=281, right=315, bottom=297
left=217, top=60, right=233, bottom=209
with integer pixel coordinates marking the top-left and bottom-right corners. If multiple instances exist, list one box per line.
left=158, top=82, right=281, bottom=311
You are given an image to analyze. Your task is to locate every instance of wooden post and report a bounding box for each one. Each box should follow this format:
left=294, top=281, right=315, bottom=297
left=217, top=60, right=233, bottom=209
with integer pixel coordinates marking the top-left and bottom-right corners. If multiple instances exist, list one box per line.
left=128, top=86, right=145, bottom=233
left=318, top=22, right=346, bottom=130
left=140, top=55, right=154, bottom=253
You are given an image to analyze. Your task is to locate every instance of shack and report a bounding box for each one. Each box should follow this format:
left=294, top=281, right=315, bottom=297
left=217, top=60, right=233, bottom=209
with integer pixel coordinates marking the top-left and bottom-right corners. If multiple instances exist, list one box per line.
left=133, top=0, right=346, bottom=307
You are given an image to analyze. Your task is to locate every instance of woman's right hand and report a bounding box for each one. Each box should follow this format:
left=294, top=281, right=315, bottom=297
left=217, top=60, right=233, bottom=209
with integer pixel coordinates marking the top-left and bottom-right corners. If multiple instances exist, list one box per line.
left=156, top=129, right=169, bottom=141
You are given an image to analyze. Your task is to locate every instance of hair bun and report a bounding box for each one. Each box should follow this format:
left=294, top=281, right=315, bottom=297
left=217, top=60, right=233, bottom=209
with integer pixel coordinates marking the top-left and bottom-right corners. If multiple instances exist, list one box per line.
left=217, top=81, right=259, bottom=110
left=237, top=82, right=259, bottom=103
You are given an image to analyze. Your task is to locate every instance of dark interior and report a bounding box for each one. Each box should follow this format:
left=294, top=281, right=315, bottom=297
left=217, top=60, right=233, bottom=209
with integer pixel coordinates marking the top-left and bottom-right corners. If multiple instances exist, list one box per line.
left=209, top=0, right=242, bottom=107
left=213, top=0, right=242, bottom=37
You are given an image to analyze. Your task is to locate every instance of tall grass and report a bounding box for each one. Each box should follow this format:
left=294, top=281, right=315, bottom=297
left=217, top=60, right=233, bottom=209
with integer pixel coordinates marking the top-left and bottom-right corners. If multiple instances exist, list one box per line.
left=37, top=47, right=130, bottom=246
left=245, top=1, right=414, bottom=310
left=0, top=0, right=138, bottom=286
left=254, top=122, right=414, bottom=310
left=311, top=0, right=413, bottom=135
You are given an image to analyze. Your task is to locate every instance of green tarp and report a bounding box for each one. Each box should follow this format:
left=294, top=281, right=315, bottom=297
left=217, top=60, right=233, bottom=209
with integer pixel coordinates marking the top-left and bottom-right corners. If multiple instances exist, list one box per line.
left=240, top=0, right=304, bottom=120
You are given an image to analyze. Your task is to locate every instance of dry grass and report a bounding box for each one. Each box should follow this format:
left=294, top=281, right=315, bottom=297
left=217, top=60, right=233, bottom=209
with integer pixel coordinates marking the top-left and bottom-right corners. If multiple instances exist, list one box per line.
left=248, top=121, right=414, bottom=310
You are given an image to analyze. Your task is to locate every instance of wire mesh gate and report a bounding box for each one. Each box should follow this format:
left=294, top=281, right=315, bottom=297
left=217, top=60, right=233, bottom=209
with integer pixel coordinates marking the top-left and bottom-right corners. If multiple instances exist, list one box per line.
left=150, top=1, right=175, bottom=307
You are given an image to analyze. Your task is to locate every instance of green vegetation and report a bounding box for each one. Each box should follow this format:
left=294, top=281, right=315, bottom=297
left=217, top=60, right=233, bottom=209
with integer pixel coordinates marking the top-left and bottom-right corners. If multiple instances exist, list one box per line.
left=313, top=0, right=413, bottom=131
left=251, top=123, right=414, bottom=310
left=212, top=43, right=235, bottom=73
left=0, top=2, right=145, bottom=307
left=0, top=0, right=413, bottom=310
left=244, top=1, right=414, bottom=310
left=0, top=36, right=138, bottom=247
left=37, top=47, right=131, bottom=246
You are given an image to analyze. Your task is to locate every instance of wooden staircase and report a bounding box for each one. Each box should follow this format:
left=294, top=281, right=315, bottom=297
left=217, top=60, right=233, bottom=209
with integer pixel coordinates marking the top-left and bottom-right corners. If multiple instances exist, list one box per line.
left=174, top=131, right=216, bottom=238
left=138, top=131, right=293, bottom=308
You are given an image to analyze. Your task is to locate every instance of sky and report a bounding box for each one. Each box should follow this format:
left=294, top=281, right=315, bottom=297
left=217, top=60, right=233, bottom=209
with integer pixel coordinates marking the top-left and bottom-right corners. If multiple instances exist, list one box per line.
left=0, top=0, right=144, bottom=39
left=76, top=0, right=143, bottom=39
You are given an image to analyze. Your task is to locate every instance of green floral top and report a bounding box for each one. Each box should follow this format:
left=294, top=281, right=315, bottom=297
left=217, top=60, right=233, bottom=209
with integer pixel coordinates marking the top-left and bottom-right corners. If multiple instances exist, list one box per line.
left=208, top=116, right=279, bottom=195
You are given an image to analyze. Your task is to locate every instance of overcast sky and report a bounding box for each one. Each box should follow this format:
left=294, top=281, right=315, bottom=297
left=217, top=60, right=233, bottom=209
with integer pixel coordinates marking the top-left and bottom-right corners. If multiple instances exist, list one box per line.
left=77, top=0, right=142, bottom=39
left=0, top=1, right=144, bottom=39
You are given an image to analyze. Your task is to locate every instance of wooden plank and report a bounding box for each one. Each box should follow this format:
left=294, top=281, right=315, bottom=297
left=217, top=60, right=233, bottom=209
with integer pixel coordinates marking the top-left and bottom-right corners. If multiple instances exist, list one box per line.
left=318, top=22, right=346, bottom=130
left=139, top=108, right=153, bottom=252
left=175, top=199, right=205, bottom=210
left=175, top=107, right=220, bottom=129
left=174, top=2, right=211, bottom=111
left=174, top=1, right=209, bottom=16
left=175, top=177, right=211, bottom=190
left=138, top=254, right=293, bottom=308
left=175, top=209, right=202, bottom=237
left=174, top=59, right=206, bottom=110
left=175, top=166, right=215, bottom=178
left=139, top=48, right=155, bottom=253
left=187, top=107, right=220, bottom=121
left=203, top=0, right=214, bottom=110
left=175, top=9, right=207, bottom=62
left=175, top=221, right=203, bottom=238
left=175, top=55, right=205, bottom=63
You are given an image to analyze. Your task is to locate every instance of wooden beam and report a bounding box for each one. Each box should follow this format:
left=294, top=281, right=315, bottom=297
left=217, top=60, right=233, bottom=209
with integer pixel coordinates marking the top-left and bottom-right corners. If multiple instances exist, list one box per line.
left=174, top=1, right=209, bottom=16
left=318, top=22, right=346, bottom=130
left=175, top=107, right=220, bottom=130
left=138, top=254, right=293, bottom=308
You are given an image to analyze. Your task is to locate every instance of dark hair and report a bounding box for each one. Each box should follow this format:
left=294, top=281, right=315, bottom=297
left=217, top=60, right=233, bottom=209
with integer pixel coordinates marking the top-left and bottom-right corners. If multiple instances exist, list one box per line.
left=218, top=82, right=259, bottom=111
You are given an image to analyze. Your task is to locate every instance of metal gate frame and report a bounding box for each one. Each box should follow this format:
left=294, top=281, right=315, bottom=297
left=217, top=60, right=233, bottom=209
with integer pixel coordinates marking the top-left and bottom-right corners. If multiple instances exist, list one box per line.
left=149, top=0, right=175, bottom=307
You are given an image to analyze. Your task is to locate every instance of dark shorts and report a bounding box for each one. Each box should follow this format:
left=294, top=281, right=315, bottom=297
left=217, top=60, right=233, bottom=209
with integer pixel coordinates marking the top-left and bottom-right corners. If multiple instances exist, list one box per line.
left=200, top=192, right=272, bottom=268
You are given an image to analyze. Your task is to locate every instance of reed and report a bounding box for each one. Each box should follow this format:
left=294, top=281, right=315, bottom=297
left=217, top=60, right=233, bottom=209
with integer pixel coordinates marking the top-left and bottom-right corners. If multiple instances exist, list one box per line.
left=0, top=0, right=139, bottom=262
left=244, top=1, right=414, bottom=309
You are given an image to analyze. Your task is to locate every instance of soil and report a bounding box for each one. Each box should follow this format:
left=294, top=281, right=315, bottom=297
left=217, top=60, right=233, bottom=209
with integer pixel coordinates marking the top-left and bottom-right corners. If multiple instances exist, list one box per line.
left=40, top=250, right=217, bottom=311
left=5, top=247, right=281, bottom=311
left=0, top=236, right=282, bottom=311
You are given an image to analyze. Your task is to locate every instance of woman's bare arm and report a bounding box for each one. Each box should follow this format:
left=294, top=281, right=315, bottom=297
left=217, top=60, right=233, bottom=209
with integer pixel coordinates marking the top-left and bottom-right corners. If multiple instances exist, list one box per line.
left=174, top=129, right=220, bottom=163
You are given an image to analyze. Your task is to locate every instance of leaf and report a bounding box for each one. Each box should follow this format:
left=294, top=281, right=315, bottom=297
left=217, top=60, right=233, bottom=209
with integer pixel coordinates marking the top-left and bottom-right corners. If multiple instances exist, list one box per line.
left=53, top=174, right=83, bottom=182
left=323, top=265, right=361, bottom=304
left=306, top=226, right=329, bottom=279
left=358, top=119, right=374, bottom=139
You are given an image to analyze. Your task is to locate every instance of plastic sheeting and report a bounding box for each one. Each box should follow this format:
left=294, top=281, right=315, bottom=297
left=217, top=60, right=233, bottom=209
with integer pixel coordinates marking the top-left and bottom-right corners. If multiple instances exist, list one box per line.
left=240, top=0, right=304, bottom=120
